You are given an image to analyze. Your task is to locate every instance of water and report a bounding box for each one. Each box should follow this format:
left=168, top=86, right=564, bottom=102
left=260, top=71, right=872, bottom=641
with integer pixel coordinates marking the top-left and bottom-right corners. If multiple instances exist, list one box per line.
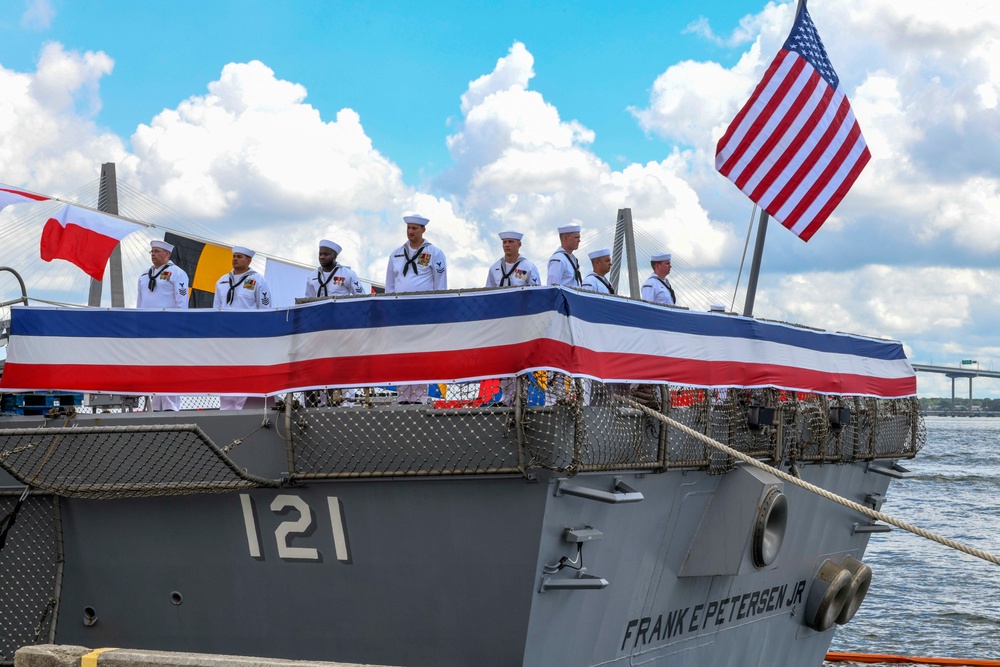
left=827, top=417, right=1000, bottom=663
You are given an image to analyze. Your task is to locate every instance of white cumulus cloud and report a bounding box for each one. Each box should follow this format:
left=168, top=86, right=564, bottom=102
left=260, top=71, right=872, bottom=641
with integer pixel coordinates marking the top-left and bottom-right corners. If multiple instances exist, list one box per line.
left=442, top=41, right=733, bottom=301
left=0, top=43, right=125, bottom=193
left=20, top=0, right=55, bottom=29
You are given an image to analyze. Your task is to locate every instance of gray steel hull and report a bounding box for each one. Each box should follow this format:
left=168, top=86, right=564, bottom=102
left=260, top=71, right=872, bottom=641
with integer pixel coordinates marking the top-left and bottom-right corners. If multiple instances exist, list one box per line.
left=1, top=404, right=903, bottom=667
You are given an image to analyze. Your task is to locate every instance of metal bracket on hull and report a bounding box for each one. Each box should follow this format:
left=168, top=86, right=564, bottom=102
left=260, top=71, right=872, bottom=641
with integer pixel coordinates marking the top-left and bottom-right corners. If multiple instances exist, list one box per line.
left=852, top=523, right=892, bottom=534
left=866, top=461, right=913, bottom=479
left=852, top=491, right=892, bottom=533
left=539, top=572, right=609, bottom=592
left=554, top=476, right=643, bottom=504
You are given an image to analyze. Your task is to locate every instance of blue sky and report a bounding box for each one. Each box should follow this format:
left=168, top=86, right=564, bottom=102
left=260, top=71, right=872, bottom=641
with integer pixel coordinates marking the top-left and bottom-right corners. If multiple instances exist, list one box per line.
left=2, top=0, right=1000, bottom=396
left=0, top=0, right=765, bottom=185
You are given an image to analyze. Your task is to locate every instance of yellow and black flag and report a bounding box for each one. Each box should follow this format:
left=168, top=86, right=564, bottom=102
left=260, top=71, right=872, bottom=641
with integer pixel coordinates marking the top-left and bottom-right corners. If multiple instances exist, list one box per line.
left=163, top=233, right=233, bottom=308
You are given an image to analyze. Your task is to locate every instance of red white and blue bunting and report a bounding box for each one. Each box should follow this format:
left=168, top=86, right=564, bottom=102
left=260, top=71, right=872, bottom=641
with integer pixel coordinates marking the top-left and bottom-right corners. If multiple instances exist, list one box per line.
left=0, top=287, right=916, bottom=398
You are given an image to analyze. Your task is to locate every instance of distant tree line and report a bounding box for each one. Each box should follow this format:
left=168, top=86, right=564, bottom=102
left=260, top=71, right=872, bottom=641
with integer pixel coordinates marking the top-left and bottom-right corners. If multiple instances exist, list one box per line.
left=919, top=397, right=1000, bottom=413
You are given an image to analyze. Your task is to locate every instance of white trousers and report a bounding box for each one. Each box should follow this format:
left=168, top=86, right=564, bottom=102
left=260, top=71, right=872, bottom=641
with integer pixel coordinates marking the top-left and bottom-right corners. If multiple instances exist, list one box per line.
left=220, top=396, right=248, bottom=411
left=397, top=384, right=428, bottom=404
left=151, top=395, right=180, bottom=411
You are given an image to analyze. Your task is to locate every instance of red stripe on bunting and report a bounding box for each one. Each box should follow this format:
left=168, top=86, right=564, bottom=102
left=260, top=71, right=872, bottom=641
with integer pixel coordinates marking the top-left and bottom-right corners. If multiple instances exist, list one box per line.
left=0, top=342, right=916, bottom=398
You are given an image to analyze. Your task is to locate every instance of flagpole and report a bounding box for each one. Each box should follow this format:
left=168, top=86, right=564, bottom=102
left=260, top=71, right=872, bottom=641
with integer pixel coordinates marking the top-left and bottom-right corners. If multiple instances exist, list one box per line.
left=742, top=209, right=768, bottom=317
left=741, top=0, right=801, bottom=318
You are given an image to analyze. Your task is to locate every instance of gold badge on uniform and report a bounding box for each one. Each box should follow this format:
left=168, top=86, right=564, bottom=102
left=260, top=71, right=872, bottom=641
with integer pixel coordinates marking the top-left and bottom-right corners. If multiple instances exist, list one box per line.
left=244, top=279, right=257, bottom=290
left=417, top=253, right=431, bottom=267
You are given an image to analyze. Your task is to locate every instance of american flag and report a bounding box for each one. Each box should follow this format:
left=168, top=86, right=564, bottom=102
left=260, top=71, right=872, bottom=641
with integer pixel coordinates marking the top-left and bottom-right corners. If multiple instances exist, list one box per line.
left=715, top=1, right=869, bottom=242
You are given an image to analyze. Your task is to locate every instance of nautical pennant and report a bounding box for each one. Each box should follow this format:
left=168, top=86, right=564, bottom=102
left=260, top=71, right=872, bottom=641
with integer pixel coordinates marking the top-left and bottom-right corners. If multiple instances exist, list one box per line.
left=0, top=185, right=49, bottom=211
left=164, top=233, right=235, bottom=308
left=39, top=205, right=143, bottom=280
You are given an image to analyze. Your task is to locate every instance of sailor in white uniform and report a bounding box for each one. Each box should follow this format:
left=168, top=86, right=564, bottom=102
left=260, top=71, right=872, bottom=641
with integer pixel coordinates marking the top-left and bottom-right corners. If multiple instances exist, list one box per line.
left=485, top=230, right=540, bottom=288
left=385, top=214, right=447, bottom=403
left=385, top=214, right=447, bottom=294
left=214, top=245, right=273, bottom=410
left=484, top=230, right=540, bottom=404
left=546, top=223, right=583, bottom=287
left=581, top=248, right=615, bottom=295
left=304, top=239, right=364, bottom=298
left=214, top=246, right=272, bottom=311
left=579, top=247, right=617, bottom=404
left=640, top=253, right=677, bottom=306
left=137, top=240, right=189, bottom=310
left=305, top=239, right=362, bottom=407
left=136, top=239, right=189, bottom=411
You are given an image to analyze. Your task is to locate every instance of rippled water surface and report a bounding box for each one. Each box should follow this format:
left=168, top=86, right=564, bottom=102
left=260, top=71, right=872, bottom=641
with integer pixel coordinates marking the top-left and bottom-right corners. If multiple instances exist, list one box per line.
left=826, top=417, right=1000, bottom=664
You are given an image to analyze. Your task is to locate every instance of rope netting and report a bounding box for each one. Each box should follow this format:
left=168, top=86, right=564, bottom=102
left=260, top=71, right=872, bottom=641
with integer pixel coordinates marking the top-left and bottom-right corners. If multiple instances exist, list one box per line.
left=286, top=378, right=923, bottom=479
left=1, top=379, right=922, bottom=489
left=0, top=493, right=58, bottom=664
left=0, top=422, right=279, bottom=500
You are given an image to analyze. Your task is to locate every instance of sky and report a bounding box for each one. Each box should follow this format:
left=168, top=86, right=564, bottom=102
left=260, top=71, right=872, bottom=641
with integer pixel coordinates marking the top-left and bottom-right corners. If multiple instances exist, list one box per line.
left=1, top=0, right=999, bottom=397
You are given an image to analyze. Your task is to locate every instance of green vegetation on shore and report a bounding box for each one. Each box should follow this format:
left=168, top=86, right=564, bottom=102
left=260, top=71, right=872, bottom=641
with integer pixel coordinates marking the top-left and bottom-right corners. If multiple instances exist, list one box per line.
left=919, top=397, right=1000, bottom=414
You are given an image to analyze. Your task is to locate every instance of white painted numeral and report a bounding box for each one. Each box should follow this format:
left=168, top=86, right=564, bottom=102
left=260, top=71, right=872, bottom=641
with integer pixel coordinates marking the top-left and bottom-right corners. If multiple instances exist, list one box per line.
left=240, top=493, right=351, bottom=563
left=240, top=494, right=262, bottom=558
left=271, top=494, right=319, bottom=560
left=328, top=496, right=350, bottom=563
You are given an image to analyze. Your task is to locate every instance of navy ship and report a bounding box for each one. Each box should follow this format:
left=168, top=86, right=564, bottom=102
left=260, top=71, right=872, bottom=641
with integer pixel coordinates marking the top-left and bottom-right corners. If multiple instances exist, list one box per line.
left=1, top=251, right=921, bottom=666
left=0, top=1, right=922, bottom=661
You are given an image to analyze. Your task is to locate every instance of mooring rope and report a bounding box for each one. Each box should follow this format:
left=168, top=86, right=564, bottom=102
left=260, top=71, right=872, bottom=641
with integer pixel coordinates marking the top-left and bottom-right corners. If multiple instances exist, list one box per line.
left=618, top=396, right=1000, bottom=567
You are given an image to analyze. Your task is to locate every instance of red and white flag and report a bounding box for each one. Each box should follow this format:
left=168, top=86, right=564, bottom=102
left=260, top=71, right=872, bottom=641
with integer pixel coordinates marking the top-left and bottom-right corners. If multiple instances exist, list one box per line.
left=715, top=1, right=870, bottom=242
left=0, top=185, right=49, bottom=211
left=40, top=205, right=143, bottom=280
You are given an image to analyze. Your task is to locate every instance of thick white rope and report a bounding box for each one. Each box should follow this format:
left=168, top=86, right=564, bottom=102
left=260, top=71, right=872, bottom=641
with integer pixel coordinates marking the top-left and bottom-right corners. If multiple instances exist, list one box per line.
left=620, top=397, right=1000, bottom=567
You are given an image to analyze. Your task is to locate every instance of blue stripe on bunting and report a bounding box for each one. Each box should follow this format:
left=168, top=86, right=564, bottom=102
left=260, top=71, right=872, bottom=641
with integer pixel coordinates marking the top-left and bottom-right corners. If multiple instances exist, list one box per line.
left=560, top=290, right=908, bottom=361
left=10, top=287, right=564, bottom=338
left=10, top=286, right=905, bottom=362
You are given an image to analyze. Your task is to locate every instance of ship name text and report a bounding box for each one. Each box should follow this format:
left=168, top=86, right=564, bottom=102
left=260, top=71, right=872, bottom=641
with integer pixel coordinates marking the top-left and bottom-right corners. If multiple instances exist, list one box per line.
left=620, top=579, right=807, bottom=651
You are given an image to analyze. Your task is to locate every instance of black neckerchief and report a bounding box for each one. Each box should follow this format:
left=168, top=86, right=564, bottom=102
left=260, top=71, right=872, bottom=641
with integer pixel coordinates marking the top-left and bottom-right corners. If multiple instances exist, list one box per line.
left=147, top=263, right=170, bottom=292
left=403, top=244, right=427, bottom=277
left=655, top=277, right=676, bottom=303
left=559, top=250, right=581, bottom=285
left=226, top=271, right=251, bottom=305
left=499, top=258, right=524, bottom=287
left=593, top=273, right=615, bottom=294
left=315, top=264, right=341, bottom=297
